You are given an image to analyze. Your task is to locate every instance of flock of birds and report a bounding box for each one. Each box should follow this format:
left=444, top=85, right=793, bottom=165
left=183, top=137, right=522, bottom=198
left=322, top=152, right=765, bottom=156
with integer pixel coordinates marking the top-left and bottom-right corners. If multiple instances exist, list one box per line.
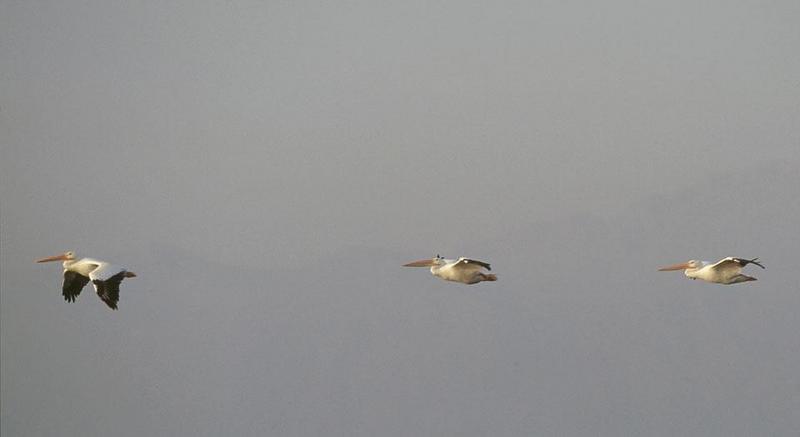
left=36, top=250, right=765, bottom=310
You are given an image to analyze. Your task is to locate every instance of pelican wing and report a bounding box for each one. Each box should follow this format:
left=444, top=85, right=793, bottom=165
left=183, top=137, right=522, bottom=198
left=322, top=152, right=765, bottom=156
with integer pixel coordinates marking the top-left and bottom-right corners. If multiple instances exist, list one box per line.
left=89, top=263, right=127, bottom=310
left=454, top=258, right=491, bottom=271
left=709, top=257, right=765, bottom=275
left=92, top=272, right=127, bottom=310
left=88, top=262, right=125, bottom=282
left=62, top=270, right=90, bottom=302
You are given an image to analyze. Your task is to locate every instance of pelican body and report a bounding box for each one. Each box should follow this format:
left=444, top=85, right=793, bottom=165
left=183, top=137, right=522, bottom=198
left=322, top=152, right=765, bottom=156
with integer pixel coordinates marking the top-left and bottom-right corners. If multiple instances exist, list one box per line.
left=658, top=257, right=764, bottom=285
left=403, top=255, right=497, bottom=285
left=36, top=251, right=136, bottom=309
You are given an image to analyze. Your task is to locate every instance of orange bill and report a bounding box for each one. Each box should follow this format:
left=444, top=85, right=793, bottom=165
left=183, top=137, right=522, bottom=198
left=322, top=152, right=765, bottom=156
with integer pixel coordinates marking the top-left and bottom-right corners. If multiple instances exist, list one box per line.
left=36, top=254, right=69, bottom=263
left=657, top=262, right=690, bottom=271
left=403, top=259, right=435, bottom=267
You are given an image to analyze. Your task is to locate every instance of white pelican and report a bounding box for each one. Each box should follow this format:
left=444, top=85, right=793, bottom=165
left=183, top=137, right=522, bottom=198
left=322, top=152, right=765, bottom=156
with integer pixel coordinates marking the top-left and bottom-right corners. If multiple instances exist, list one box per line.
left=403, top=255, right=498, bottom=284
left=36, top=251, right=136, bottom=310
left=658, top=257, right=765, bottom=285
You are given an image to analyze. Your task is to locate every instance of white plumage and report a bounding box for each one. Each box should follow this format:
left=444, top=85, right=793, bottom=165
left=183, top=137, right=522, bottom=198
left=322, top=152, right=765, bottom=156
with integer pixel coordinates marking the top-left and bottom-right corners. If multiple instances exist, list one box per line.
left=658, top=257, right=765, bottom=285
left=36, top=251, right=136, bottom=309
left=403, top=255, right=498, bottom=285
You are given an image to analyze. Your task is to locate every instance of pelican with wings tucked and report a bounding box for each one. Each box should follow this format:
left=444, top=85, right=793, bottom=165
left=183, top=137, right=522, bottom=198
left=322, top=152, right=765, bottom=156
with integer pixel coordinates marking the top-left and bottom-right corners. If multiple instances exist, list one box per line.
left=658, top=257, right=764, bottom=285
left=403, top=255, right=497, bottom=284
left=36, top=251, right=136, bottom=309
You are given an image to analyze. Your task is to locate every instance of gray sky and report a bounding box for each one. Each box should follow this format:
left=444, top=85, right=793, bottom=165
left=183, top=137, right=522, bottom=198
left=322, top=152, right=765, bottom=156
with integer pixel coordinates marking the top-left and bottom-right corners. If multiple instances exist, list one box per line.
left=2, top=1, right=799, bottom=435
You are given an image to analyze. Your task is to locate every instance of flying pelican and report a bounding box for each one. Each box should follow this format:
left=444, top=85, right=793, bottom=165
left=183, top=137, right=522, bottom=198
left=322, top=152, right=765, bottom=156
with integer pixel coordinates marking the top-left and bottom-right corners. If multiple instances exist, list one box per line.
left=403, top=255, right=497, bottom=284
left=658, top=257, right=764, bottom=285
left=36, top=251, right=136, bottom=309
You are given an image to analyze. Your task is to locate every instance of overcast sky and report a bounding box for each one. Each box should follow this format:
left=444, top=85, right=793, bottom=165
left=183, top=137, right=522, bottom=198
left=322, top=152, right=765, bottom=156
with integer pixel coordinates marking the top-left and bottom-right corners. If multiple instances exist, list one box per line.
left=2, top=1, right=799, bottom=436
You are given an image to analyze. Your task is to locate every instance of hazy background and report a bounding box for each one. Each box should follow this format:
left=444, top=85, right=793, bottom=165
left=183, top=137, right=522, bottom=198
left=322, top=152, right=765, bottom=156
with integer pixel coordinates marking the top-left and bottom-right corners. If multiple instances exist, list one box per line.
left=2, top=1, right=799, bottom=435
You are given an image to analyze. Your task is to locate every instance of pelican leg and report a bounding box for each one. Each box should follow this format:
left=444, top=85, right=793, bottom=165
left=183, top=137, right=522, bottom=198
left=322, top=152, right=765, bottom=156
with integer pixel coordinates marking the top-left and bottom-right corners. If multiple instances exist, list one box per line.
left=465, top=272, right=496, bottom=285
left=728, top=274, right=757, bottom=284
left=476, top=273, right=497, bottom=283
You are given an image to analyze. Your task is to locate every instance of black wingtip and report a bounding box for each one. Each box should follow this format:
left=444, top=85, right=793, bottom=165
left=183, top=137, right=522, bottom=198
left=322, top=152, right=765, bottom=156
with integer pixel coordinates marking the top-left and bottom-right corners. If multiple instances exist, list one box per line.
left=740, top=257, right=765, bottom=269
left=751, top=257, right=765, bottom=269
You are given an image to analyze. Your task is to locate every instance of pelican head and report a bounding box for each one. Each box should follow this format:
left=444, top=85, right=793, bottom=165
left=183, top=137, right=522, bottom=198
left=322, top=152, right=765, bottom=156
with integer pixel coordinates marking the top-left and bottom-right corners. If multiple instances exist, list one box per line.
left=36, top=251, right=76, bottom=263
left=658, top=259, right=702, bottom=272
left=403, top=255, right=446, bottom=268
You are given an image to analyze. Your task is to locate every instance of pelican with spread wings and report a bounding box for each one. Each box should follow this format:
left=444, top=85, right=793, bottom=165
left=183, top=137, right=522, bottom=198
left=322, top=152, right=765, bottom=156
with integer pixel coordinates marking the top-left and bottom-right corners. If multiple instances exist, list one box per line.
left=658, top=257, right=764, bottom=285
left=403, top=255, right=498, bottom=284
left=36, top=251, right=137, bottom=309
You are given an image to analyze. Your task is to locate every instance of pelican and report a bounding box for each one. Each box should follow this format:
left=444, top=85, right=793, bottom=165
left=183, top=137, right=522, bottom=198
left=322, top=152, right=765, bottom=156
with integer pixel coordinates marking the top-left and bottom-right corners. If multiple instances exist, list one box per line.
left=36, top=251, right=136, bottom=309
left=403, top=255, right=498, bottom=284
left=658, top=257, right=764, bottom=285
